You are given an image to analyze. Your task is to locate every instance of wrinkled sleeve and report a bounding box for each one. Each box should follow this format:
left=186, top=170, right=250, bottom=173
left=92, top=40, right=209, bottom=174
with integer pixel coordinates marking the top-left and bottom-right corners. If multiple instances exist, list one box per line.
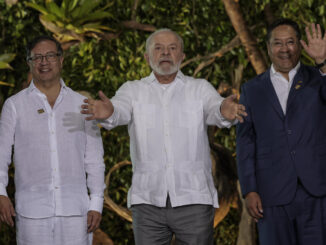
left=201, top=80, right=234, bottom=128
left=236, top=84, right=257, bottom=197
left=100, top=82, right=133, bottom=130
left=84, top=119, right=105, bottom=213
left=0, top=99, right=16, bottom=197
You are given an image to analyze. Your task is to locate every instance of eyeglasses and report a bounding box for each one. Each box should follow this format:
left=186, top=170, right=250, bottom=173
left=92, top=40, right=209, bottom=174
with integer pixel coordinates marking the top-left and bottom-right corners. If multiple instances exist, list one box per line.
left=28, top=52, right=61, bottom=63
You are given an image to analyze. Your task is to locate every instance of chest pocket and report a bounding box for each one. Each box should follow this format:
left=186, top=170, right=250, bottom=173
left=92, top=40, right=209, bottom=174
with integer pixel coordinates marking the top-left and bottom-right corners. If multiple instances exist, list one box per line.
left=178, top=101, right=204, bottom=129
left=132, top=101, right=156, bottom=128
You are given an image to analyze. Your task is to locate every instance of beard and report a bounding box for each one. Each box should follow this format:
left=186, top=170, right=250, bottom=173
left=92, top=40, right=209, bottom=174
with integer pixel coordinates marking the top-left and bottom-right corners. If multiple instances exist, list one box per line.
left=149, top=57, right=182, bottom=75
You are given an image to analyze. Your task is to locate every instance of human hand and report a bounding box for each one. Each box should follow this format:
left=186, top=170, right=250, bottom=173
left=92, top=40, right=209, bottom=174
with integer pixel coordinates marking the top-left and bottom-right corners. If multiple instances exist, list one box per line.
left=245, top=192, right=263, bottom=222
left=300, top=23, right=326, bottom=65
left=81, top=91, right=114, bottom=121
left=87, top=210, right=102, bottom=233
left=0, top=195, right=15, bottom=227
left=220, top=94, right=247, bottom=123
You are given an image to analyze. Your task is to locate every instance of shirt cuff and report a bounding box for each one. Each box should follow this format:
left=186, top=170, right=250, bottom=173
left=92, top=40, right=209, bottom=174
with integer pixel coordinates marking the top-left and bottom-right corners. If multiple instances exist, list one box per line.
left=217, top=98, right=237, bottom=128
left=319, top=70, right=326, bottom=76
left=0, top=184, right=8, bottom=197
left=99, top=108, right=118, bottom=130
left=88, top=196, right=104, bottom=213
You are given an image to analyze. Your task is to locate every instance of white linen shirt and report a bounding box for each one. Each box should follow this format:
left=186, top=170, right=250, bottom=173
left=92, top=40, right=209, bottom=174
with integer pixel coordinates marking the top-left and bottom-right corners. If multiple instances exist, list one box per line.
left=0, top=80, right=105, bottom=218
left=101, top=71, right=231, bottom=208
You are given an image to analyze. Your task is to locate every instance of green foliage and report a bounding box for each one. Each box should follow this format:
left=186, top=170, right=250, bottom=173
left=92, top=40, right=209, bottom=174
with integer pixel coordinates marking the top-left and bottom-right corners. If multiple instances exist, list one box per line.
left=1, top=0, right=326, bottom=244
left=25, top=0, right=114, bottom=42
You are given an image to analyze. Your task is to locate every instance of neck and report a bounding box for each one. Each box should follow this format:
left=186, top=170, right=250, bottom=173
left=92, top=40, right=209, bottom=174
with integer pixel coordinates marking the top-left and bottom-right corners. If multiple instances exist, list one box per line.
left=154, top=72, right=178, bottom=84
left=34, top=79, right=62, bottom=108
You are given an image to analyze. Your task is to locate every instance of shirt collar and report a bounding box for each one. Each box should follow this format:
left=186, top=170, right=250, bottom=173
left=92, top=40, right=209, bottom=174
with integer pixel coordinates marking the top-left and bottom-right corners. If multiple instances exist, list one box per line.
left=28, top=78, right=68, bottom=94
left=270, top=62, right=301, bottom=78
left=147, top=70, right=186, bottom=84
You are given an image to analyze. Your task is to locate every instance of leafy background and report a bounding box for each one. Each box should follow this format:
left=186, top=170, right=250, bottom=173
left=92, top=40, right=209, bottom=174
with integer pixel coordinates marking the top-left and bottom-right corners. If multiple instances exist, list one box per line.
left=0, top=0, right=326, bottom=244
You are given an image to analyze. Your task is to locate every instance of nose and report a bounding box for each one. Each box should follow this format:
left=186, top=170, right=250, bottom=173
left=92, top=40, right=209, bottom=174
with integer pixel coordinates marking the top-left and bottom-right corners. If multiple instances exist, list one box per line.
left=279, top=43, right=289, bottom=52
left=162, top=47, right=170, bottom=55
left=40, top=55, right=49, bottom=64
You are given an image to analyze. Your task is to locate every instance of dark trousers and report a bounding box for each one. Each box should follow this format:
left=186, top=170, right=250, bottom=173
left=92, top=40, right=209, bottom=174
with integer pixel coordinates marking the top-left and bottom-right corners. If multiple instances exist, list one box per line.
left=131, top=197, right=215, bottom=245
left=258, top=183, right=326, bottom=245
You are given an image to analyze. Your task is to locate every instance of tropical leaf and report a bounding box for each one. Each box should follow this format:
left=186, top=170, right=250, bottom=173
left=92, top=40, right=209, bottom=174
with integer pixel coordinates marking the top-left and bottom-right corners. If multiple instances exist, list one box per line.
left=25, top=2, right=49, bottom=15
left=0, top=62, right=13, bottom=70
left=46, top=2, right=66, bottom=21
left=74, top=11, right=113, bottom=26
left=0, top=53, right=16, bottom=63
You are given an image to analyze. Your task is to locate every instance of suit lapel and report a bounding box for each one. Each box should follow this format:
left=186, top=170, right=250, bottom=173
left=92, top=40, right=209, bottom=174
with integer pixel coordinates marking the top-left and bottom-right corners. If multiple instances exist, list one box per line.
left=259, top=70, right=285, bottom=119
left=286, top=65, right=307, bottom=111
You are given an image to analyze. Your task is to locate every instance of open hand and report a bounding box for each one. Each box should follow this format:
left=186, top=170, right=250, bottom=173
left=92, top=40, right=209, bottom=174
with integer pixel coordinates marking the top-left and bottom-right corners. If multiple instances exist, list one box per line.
left=300, top=23, right=326, bottom=64
left=81, top=91, right=114, bottom=121
left=220, top=94, right=247, bottom=123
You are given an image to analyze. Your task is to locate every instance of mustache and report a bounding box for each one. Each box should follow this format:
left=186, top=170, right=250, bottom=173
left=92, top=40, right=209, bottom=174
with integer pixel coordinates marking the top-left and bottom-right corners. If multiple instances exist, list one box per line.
left=159, top=58, right=173, bottom=63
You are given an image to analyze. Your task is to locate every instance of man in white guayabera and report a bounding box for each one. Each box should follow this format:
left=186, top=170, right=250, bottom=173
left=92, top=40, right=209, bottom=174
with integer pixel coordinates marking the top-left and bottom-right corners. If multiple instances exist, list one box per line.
left=81, top=29, right=246, bottom=245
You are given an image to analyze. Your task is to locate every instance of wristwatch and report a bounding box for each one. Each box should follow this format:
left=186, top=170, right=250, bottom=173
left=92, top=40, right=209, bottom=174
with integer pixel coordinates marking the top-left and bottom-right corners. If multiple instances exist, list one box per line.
left=316, top=59, right=326, bottom=69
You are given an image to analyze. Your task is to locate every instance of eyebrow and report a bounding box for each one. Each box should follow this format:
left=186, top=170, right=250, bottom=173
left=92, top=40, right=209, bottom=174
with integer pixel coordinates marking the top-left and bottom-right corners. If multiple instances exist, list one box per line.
left=154, top=43, right=178, bottom=46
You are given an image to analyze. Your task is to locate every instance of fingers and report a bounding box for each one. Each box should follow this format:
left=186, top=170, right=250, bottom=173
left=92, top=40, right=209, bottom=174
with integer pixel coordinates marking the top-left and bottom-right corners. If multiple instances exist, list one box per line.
left=245, top=192, right=264, bottom=222
left=98, top=91, right=110, bottom=103
left=300, top=40, right=308, bottom=50
left=87, top=212, right=101, bottom=233
left=0, top=200, right=15, bottom=227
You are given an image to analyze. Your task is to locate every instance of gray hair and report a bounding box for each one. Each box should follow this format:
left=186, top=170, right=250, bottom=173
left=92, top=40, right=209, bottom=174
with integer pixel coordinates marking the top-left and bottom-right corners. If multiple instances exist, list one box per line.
left=145, top=28, right=184, bottom=53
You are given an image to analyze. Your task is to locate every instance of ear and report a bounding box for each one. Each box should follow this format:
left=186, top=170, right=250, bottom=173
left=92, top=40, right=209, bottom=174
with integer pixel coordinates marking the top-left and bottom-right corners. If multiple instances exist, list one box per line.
left=181, top=53, right=185, bottom=61
left=266, top=42, right=271, bottom=56
left=27, top=60, right=32, bottom=70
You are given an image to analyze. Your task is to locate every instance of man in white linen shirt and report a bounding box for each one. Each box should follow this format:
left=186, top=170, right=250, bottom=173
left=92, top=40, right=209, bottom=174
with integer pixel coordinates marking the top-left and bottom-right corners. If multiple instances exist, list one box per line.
left=0, top=36, right=105, bottom=245
left=81, top=29, right=246, bottom=245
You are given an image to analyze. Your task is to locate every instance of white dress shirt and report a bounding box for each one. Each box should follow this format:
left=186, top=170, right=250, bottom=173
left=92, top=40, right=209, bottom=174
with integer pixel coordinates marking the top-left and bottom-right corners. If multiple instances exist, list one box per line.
left=101, top=71, right=231, bottom=208
left=0, top=80, right=105, bottom=218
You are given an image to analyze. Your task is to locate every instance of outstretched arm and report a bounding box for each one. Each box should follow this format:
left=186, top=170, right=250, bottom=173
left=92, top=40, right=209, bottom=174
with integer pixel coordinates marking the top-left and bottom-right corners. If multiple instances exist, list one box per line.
left=300, top=23, right=326, bottom=73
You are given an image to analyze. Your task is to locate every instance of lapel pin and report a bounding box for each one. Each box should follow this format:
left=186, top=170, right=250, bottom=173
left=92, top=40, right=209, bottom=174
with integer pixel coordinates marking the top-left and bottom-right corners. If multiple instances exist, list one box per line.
left=295, top=84, right=301, bottom=90
left=37, top=109, right=45, bottom=114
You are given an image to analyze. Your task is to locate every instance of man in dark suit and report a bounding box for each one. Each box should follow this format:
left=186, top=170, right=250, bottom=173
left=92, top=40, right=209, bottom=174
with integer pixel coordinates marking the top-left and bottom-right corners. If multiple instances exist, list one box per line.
left=237, top=18, right=326, bottom=245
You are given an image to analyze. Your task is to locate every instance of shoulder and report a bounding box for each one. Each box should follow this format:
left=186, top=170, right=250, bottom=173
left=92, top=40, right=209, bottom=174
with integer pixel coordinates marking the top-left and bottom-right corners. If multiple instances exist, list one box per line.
left=182, top=74, right=213, bottom=89
left=5, top=88, right=29, bottom=104
left=242, top=70, right=269, bottom=90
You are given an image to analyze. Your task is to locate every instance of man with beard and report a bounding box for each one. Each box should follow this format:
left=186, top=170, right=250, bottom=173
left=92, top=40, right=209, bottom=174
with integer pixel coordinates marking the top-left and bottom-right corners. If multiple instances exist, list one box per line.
left=0, top=36, right=105, bottom=245
left=237, top=19, right=326, bottom=245
left=81, top=28, right=246, bottom=244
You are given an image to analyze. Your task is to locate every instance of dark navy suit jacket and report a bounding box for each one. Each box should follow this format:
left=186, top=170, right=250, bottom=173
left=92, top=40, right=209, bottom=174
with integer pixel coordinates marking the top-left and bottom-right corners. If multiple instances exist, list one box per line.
left=236, top=64, right=326, bottom=207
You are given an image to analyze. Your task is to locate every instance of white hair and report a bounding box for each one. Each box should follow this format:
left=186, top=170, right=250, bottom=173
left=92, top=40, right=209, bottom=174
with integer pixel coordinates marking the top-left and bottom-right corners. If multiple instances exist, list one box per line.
left=145, top=28, right=184, bottom=53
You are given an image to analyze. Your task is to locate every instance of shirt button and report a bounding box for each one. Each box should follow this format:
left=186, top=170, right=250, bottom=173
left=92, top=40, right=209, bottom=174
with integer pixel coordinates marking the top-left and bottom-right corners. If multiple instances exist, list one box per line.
left=55, top=187, right=59, bottom=189
left=287, top=130, right=292, bottom=135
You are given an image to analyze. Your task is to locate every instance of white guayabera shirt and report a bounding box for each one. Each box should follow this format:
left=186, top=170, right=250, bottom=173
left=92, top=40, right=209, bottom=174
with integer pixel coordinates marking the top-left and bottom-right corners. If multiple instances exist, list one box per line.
left=0, top=80, right=105, bottom=218
left=102, top=71, right=231, bottom=208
